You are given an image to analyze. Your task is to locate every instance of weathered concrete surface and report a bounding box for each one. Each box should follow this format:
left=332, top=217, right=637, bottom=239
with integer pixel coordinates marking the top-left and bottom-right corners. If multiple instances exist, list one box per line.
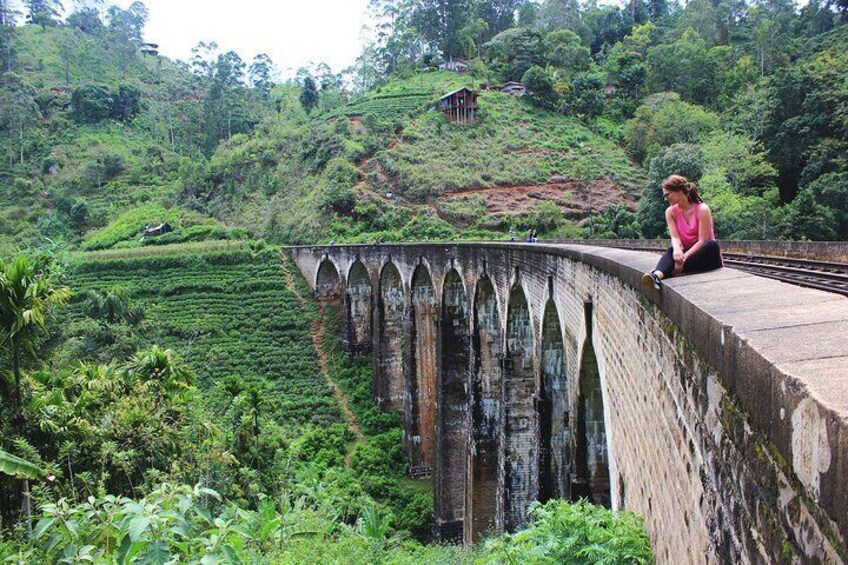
left=375, top=262, right=405, bottom=409
left=434, top=269, right=470, bottom=540
left=288, top=242, right=848, bottom=563
left=344, top=261, right=371, bottom=354
left=409, top=265, right=437, bottom=477
left=466, top=276, right=502, bottom=543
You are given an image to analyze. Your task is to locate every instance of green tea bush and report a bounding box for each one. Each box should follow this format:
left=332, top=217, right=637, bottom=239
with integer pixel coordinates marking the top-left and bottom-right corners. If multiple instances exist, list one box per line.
left=68, top=247, right=341, bottom=428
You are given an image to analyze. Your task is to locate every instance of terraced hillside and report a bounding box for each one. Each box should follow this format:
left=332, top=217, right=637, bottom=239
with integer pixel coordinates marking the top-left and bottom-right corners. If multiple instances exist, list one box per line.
left=66, top=241, right=341, bottom=426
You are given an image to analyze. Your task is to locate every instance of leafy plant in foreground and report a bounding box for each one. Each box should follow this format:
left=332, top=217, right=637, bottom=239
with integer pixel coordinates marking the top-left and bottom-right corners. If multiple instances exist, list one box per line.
left=481, top=499, right=653, bottom=564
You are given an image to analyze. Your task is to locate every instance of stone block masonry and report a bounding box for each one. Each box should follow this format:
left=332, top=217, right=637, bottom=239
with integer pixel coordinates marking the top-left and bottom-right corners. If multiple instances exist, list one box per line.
left=288, top=243, right=848, bottom=563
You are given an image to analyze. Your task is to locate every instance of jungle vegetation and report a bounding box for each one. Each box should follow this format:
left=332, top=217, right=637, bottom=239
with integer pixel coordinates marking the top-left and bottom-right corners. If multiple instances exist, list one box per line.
left=1, top=0, right=847, bottom=560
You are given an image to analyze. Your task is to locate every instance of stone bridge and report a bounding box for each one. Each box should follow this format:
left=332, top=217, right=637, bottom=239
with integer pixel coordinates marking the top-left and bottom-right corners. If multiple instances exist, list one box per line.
left=287, top=242, right=847, bottom=564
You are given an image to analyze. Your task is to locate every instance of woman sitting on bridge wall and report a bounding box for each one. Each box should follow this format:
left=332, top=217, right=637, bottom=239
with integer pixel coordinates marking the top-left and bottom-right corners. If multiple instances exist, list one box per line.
left=643, top=175, right=723, bottom=292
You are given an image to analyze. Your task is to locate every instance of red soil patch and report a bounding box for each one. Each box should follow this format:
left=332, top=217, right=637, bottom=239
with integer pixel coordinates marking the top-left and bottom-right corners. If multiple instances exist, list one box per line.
left=437, top=178, right=635, bottom=221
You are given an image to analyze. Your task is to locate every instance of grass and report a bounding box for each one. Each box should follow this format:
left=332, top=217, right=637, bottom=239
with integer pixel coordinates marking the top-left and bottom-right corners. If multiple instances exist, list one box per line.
left=66, top=244, right=342, bottom=428
left=374, top=92, right=645, bottom=200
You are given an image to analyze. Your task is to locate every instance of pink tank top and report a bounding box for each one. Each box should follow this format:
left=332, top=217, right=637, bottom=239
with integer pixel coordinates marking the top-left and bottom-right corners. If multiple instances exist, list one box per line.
left=673, top=202, right=715, bottom=250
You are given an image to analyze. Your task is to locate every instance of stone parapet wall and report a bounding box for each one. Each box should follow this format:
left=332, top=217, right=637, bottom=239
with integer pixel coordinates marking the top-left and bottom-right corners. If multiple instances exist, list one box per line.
left=551, top=239, right=848, bottom=263
left=287, top=243, right=847, bottom=563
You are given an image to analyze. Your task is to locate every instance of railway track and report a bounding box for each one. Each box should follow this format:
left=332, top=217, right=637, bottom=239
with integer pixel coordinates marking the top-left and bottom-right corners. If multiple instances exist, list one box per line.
left=548, top=240, right=848, bottom=297
left=721, top=254, right=848, bottom=297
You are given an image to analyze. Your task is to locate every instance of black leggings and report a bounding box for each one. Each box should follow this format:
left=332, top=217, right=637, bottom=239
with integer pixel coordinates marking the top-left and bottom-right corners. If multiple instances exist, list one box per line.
left=654, top=240, right=722, bottom=278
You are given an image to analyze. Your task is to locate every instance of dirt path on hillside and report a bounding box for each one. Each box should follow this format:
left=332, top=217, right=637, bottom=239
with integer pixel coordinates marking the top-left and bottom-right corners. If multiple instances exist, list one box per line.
left=309, top=318, right=366, bottom=446
left=279, top=252, right=366, bottom=458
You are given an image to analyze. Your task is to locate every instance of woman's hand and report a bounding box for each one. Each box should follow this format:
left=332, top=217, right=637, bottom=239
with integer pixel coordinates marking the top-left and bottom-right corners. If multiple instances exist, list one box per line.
left=673, top=249, right=685, bottom=264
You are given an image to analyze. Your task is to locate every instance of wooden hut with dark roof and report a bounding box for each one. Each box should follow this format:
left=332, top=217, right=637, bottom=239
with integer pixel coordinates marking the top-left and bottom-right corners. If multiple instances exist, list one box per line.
left=437, top=87, right=478, bottom=124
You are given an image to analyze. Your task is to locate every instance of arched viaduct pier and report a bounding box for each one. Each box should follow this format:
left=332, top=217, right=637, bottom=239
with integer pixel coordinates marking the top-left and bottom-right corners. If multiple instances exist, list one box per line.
left=287, top=242, right=848, bottom=563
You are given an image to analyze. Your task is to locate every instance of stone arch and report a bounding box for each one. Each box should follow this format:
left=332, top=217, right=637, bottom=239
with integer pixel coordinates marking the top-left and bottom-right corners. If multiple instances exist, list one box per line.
left=573, top=300, right=610, bottom=507
left=409, top=264, right=437, bottom=477
left=502, top=282, right=537, bottom=532
left=376, top=262, right=405, bottom=410
left=434, top=268, right=470, bottom=541
left=539, top=297, right=570, bottom=503
left=344, top=261, right=372, bottom=355
left=466, top=274, right=502, bottom=543
left=315, top=258, right=342, bottom=300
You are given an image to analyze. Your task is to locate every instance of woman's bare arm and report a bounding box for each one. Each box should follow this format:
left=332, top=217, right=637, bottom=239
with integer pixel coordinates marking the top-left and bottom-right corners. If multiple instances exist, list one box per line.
left=666, top=207, right=685, bottom=263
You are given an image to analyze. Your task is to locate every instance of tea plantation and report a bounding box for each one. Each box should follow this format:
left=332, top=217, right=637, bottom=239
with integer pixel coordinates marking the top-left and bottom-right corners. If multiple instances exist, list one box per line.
left=65, top=241, right=341, bottom=427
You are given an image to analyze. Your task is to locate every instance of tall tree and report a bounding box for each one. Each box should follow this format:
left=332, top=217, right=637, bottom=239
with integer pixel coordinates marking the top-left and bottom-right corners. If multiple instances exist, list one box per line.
left=410, top=0, right=472, bottom=61
left=545, top=28, right=591, bottom=74
left=0, top=255, right=70, bottom=413
left=540, top=0, right=584, bottom=32
left=299, top=75, right=319, bottom=115
left=459, top=15, right=488, bottom=58
left=673, top=0, right=719, bottom=47
left=646, top=28, right=724, bottom=106
left=0, top=0, right=16, bottom=72
left=66, top=7, right=104, bottom=34
left=106, top=1, right=147, bottom=45
left=476, top=0, right=519, bottom=40
left=106, top=1, right=149, bottom=77
left=0, top=72, right=40, bottom=166
left=517, top=0, right=539, bottom=26
left=364, top=0, right=424, bottom=77
left=189, top=40, right=219, bottom=83
left=484, top=26, right=546, bottom=80
left=248, top=53, right=275, bottom=100
left=24, top=0, right=62, bottom=28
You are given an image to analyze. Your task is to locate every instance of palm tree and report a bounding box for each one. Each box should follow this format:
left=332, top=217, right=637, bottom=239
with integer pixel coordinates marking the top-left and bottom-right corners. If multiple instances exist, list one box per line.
left=82, top=286, right=143, bottom=325
left=0, top=255, right=71, bottom=412
left=125, top=345, right=195, bottom=394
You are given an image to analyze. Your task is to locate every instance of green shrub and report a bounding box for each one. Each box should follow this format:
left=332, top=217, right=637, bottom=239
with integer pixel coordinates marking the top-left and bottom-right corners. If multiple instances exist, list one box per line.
left=481, top=499, right=653, bottom=564
left=71, top=84, right=114, bottom=124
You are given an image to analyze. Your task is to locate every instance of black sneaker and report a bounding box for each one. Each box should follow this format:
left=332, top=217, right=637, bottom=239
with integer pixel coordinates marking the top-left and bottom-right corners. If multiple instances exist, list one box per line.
left=642, top=272, right=662, bottom=293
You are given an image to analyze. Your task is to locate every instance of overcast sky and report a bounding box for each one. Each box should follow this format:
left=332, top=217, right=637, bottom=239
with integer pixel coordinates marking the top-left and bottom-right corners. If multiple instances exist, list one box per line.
left=13, top=0, right=372, bottom=79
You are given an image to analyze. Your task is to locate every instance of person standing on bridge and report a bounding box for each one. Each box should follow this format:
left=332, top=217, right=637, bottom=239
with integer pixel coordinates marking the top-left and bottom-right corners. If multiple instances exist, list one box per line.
left=642, top=175, right=722, bottom=292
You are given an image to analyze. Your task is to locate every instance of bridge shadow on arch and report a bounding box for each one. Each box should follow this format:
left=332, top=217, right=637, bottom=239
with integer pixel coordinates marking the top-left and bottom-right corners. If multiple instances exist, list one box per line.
left=466, top=274, right=501, bottom=543
left=434, top=268, right=469, bottom=541
left=376, top=262, right=405, bottom=410
left=344, top=260, right=372, bottom=355
left=503, top=282, right=536, bottom=532
left=573, top=301, right=610, bottom=507
left=316, top=258, right=341, bottom=301
left=539, top=296, right=570, bottom=503
left=409, top=264, right=437, bottom=478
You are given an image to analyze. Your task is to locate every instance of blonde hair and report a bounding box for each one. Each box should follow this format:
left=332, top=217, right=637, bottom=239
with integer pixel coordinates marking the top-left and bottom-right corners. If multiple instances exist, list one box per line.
left=662, top=175, right=702, bottom=203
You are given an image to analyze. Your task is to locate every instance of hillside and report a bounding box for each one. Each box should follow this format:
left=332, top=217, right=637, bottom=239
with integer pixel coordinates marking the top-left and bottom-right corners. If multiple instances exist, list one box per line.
left=47, top=241, right=433, bottom=535
left=0, top=23, right=648, bottom=253
left=64, top=243, right=340, bottom=424
left=189, top=71, right=645, bottom=245
left=0, top=24, right=207, bottom=255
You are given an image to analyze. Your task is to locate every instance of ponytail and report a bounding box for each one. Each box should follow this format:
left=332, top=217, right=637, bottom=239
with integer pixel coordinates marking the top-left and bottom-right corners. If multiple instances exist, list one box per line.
left=685, top=181, right=702, bottom=204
